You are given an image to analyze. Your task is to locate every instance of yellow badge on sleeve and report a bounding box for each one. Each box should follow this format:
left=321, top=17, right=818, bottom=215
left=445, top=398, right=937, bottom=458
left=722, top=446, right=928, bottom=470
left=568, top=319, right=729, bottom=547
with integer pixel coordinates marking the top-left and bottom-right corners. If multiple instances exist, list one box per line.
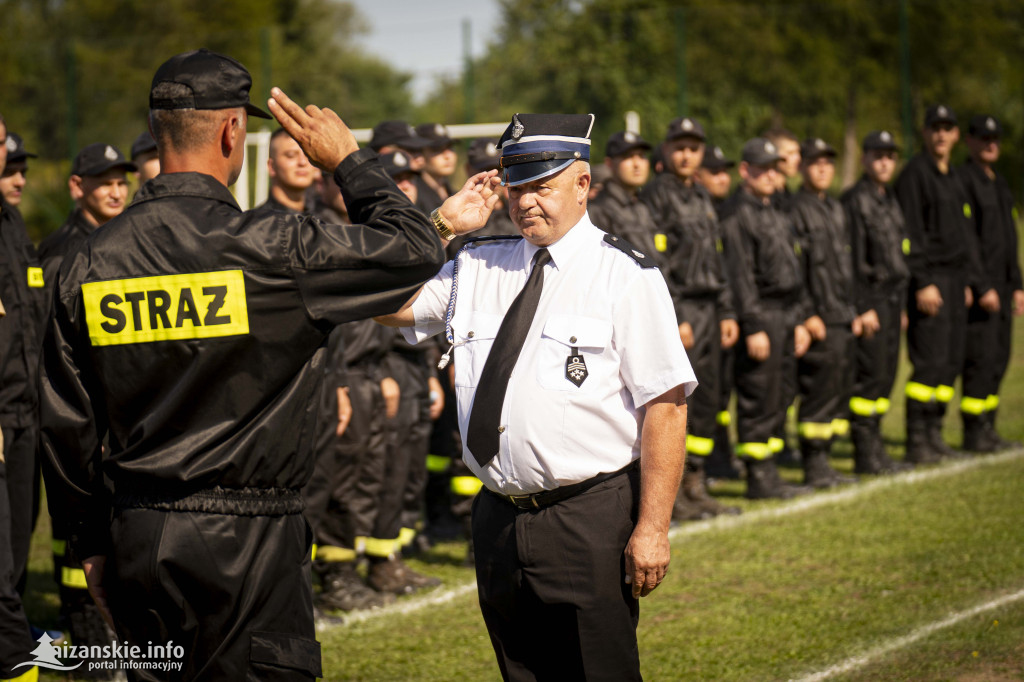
left=82, top=270, right=249, bottom=346
left=654, top=233, right=668, bottom=252
left=27, top=267, right=44, bottom=288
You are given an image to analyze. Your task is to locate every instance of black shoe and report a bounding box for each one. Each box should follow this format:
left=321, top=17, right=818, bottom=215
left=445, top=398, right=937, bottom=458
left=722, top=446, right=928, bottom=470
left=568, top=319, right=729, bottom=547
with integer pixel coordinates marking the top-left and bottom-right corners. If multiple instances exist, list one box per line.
left=802, top=446, right=857, bottom=489
left=745, top=458, right=813, bottom=500
left=319, top=563, right=396, bottom=611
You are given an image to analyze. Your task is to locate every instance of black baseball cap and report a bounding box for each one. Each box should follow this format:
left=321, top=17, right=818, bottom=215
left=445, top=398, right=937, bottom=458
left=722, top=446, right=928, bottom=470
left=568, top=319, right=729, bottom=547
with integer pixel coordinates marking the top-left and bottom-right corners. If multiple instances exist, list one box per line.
left=466, top=138, right=501, bottom=173
left=4, top=133, right=37, bottom=163
left=605, top=131, right=651, bottom=158
left=968, top=115, right=1002, bottom=138
left=924, top=104, right=957, bottom=128
left=371, top=120, right=432, bottom=152
left=379, top=150, right=420, bottom=178
left=862, top=130, right=899, bottom=152
left=800, top=137, right=837, bottom=162
left=71, top=143, right=137, bottom=177
left=741, top=137, right=782, bottom=166
left=131, top=131, right=158, bottom=160
left=665, top=117, right=706, bottom=142
left=701, top=145, right=734, bottom=171
left=415, top=122, right=455, bottom=149
left=150, top=49, right=271, bottom=119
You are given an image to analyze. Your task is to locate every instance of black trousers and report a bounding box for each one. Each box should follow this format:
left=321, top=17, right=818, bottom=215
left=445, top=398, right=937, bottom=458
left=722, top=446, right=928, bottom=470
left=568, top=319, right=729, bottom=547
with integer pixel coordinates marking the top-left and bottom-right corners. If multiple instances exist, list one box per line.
left=108, top=507, right=321, bottom=681
left=963, top=284, right=1013, bottom=401
left=852, top=292, right=903, bottom=403
left=0, top=458, right=34, bottom=678
left=678, top=300, right=721, bottom=445
left=303, top=370, right=387, bottom=554
left=798, top=324, right=853, bottom=428
left=906, top=271, right=967, bottom=409
left=735, top=308, right=794, bottom=448
left=472, top=469, right=641, bottom=682
left=3, top=423, right=38, bottom=595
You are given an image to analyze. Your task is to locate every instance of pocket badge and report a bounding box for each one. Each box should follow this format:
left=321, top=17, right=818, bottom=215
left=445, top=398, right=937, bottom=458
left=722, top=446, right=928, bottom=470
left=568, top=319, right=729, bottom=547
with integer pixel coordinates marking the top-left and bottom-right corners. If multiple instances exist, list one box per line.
left=565, top=347, right=588, bottom=387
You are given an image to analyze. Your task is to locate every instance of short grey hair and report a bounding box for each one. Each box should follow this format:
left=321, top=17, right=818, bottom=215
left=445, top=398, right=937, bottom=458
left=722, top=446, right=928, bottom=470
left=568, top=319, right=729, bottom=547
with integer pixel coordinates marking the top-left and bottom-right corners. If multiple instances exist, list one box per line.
left=148, top=82, right=242, bottom=152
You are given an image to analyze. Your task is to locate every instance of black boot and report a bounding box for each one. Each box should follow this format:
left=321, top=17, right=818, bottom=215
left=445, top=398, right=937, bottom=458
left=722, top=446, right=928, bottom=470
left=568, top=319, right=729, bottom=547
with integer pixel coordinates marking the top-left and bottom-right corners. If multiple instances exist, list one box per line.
left=683, top=456, right=741, bottom=517
left=962, top=413, right=996, bottom=453
left=672, top=485, right=708, bottom=522
left=985, top=409, right=1017, bottom=450
left=872, top=421, right=913, bottom=473
left=851, top=417, right=883, bottom=474
left=905, top=401, right=941, bottom=465
left=706, top=421, right=743, bottom=479
left=928, top=404, right=963, bottom=459
left=801, top=439, right=857, bottom=488
left=744, top=458, right=812, bottom=500
left=318, top=561, right=395, bottom=612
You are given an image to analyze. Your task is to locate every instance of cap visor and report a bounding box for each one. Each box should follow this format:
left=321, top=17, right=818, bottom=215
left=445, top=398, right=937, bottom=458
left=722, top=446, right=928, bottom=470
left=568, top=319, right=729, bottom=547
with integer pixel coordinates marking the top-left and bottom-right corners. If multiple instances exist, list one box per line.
left=246, top=102, right=273, bottom=120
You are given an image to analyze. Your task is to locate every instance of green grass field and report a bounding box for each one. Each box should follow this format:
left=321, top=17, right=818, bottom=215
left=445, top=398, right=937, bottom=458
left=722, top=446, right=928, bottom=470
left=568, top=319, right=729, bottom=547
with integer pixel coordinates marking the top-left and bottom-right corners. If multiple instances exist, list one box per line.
left=24, top=316, right=1024, bottom=681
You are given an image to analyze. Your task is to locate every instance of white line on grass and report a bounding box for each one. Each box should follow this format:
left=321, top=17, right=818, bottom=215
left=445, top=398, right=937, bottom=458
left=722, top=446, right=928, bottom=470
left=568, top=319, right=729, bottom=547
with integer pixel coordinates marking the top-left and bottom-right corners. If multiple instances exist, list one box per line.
left=324, top=447, right=1024, bottom=630
left=790, top=586, right=1024, bottom=682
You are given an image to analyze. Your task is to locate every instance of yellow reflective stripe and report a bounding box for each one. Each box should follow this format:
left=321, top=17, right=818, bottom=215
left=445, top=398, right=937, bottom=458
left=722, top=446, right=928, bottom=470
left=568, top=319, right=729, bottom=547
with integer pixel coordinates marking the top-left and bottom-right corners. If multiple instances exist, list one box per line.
left=686, top=434, right=715, bottom=456
left=876, top=397, right=891, bottom=414
left=81, top=270, right=249, bottom=346
left=61, top=566, right=88, bottom=589
left=451, top=475, right=483, bottom=497
left=960, top=396, right=987, bottom=415
left=786, top=404, right=796, bottom=419
left=985, top=395, right=1000, bottom=411
left=831, top=419, right=850, bottom=437
left=716, top=410, right=732, bottom=427
left=315, top=545, right=357, bottom=563
left=902, top=238, right=911, bottom=256
left=963, top=203, right=972, bottom=218
left=905, top=381, right=936, bottom=403
left=735, top=442, right=771, bottom=460
left=8, top=665, right=39, bottom=682
left=654, top=233, right=668, bottom=252
left=311, top=543, right=317, bottom=561
left=798, top=422, right=833, bottom=440
left=52, top=538, right=67, bottom=556
left=935, top=385, right=955, bottom=403
left=364, top=537, right=396, bottom=558
left=397, top=527, right=417, bottom=548
left=849, top=396, right=877, bottom=417
left=27, top=266, right=44, bottom=288
left=768, top=437, right=786, bottom=454
left=426, top=454, right=451, bottom=473
left=716, top=238, right=724, bottom=254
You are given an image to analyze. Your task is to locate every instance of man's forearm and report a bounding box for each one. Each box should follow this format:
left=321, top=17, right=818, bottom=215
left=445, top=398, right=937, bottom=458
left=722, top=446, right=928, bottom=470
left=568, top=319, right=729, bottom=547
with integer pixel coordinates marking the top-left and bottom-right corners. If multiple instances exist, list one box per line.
left=637, top=390, right=688, bottom=533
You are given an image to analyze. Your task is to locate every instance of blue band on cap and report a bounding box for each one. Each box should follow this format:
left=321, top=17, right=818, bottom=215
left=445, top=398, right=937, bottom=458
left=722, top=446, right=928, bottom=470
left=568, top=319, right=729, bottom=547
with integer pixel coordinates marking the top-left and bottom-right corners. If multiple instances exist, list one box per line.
left=500, top=139, right=591, bottom=160
left=502, top=159, right=579, bottom=187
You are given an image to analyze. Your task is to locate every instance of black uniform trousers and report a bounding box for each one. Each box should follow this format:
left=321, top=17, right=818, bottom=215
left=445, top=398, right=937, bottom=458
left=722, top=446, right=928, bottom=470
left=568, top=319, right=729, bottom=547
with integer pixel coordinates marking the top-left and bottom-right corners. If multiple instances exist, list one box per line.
left=3, top=424, right=38, bottom=596
left=852, top=292, right=903, bottom=404
left=472, top=467, right=641, bottom=682
left=906, top=271, right=967, bottom=413
left=735, top=306, right=795, bottom=455
left=679, top=299, right=721, bottom=456
left=0, top=458, right=35, bottom=678
left=107, top=507, right=321, bottom=681
left=798, top=325, right=854, bottom=431
left=303, top=370, right=387, bottom=557
left=962, top=283, right=1013, bottom=403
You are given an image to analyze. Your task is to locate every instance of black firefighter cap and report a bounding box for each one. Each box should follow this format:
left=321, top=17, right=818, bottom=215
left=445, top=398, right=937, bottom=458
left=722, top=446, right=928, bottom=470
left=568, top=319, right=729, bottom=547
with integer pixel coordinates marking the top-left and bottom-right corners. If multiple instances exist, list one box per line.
left=605, top=131, right=651, bottom=159
left=371, top=120, right=432, bottom=152
left=924, top=104, right=957, bottom=128
left=150, top=49, right=271, bottom=119
left=701, top=145, right=734, bottom=171
left=800, top=137, right=837, bottom=162
left=741, top=137, right=782, bottom=166
left=862, top=130, right=900, bottom=152
left=498, top=113, right=595, bottom=187
left=415, top=122, right=455, bottom=149
left=665, top=117, right=706, bottom=142
left=4, top=133, right=37, bottom=163
left=131, top=131, right=158, bottom=160
left=379, top=150, right=420, bottom=178
left=466, top=138, right=501, bottom=173
left=968, top=115, right=1002, bottom=138
left=71, top=143, right=137, bottom=177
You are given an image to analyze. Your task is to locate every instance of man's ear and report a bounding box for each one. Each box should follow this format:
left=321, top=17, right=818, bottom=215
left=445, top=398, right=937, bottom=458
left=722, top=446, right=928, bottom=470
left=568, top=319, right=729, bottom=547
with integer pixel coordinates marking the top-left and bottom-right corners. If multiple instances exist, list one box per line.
left=221, top=113, right=244, bottom=159
left=577, top=170, right=591, bottom=203
left=69, top=175, right=84, bottom=201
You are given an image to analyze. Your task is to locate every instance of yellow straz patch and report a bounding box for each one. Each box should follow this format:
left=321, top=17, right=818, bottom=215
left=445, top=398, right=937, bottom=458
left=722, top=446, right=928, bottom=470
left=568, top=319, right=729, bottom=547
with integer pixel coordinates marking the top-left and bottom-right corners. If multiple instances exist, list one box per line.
left=27, top=267, right=44, bottom=288
left=82, top=270, right=249, bottom=346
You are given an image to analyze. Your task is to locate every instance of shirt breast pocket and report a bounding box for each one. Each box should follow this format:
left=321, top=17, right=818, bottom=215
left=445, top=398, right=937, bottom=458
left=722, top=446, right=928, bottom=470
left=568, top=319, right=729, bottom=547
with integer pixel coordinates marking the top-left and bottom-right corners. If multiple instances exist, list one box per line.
left=537, top=314, right=613, bottom=392
left=453, top=312, right=503, bottom=388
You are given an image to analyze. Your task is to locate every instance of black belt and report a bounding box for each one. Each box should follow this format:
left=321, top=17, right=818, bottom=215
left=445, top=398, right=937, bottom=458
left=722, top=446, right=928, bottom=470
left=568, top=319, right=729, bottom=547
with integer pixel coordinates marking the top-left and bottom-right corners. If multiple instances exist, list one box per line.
left=489, top=461, right=637, bottom=511
left=114, top=486, right=304, bottom=516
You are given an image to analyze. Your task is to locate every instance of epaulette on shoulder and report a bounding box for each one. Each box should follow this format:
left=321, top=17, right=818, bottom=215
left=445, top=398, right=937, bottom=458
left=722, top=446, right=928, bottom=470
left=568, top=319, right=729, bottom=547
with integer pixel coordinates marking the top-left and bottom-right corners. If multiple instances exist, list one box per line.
left=602, top=233, right=658, bottom=268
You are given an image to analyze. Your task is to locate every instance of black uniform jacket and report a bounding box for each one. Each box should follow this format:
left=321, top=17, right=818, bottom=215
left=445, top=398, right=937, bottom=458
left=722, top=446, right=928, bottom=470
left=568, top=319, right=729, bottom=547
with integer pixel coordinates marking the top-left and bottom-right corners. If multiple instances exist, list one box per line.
left=841, top=176, right=910, bottom=314
left=40, top=148, right=445, bottom=557
left=639, top=173, right=734, bottom=317
left=894, top=154, right=982, bottom=291
left=39, top=209, right=97, bottom=303
left=719, top=188, right=807, bottom=335
left=956, top=158, right=1023, bottom=293
left=789, top=189, right=857, bottom=326
left=0, top=198, right=48, bottom=427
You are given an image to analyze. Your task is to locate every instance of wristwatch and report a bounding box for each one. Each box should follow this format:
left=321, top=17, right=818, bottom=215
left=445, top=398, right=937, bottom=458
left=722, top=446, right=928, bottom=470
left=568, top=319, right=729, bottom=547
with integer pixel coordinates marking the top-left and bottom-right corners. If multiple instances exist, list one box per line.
left=430, top=208, right=456, bottom=241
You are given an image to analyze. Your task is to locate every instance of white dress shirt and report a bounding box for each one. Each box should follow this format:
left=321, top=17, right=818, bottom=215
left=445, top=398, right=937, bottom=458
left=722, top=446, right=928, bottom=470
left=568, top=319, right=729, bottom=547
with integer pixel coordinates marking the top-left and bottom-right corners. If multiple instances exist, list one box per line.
left=404, top=213, right=697, bottom=495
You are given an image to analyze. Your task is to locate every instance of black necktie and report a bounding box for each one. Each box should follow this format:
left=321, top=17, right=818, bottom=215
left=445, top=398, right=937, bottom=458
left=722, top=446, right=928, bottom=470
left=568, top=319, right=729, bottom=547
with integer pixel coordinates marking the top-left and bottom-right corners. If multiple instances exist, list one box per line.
left=466, top=248, right=552, bottom=466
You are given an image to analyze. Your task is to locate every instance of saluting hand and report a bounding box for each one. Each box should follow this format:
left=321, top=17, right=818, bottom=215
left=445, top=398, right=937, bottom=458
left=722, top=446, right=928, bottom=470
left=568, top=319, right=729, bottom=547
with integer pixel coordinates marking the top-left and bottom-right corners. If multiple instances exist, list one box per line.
left=267, top=87, right=359, bottom=172
left=438, top=170, right=503, bottom=236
